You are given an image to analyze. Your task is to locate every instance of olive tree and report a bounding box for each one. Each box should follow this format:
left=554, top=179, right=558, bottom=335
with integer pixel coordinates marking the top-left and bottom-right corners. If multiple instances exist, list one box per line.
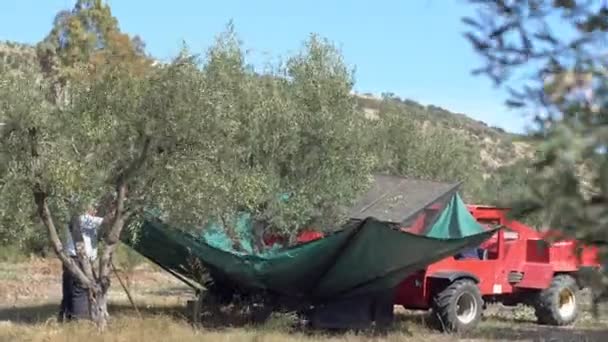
left=0, top=56, right=206, bottom=329
left=0, top=26, right=375, bottom=329
left=164, top=28, right=376, bottom=238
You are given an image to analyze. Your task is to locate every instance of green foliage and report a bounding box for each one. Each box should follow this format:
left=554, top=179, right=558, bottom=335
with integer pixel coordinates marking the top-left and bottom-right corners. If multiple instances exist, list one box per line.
left=465, top=0, right=608, bottom=256
left=152, top=30, right=376, bottom=235
left=369, top=96, right=485, bottom=198
left=0, top=22, right=377, bottom=252
left=0, top=41, right=40, bottom=74
left=0, top=0, right=538, bottom=258
left=261, top=34, right=375, bottom=231
left=0, top=68, right=64, bottom=247
left=476, top=160, right=544, bottom=228
left=0, top=18, right=527, bottom=254
left=36, top=0, right=149, bottom=82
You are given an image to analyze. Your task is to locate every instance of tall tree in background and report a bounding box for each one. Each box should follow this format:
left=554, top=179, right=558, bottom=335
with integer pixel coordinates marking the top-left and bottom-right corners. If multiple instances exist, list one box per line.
left=36, top=0, right=150, bottom=103
left=463, top=1, right=608, bottom=260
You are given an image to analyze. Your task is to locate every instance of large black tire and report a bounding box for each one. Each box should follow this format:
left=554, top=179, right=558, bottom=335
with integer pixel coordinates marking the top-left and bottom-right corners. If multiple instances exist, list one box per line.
left=431, top=279, right=484, bottom=333
left=534, top=274, right=579, bottom=325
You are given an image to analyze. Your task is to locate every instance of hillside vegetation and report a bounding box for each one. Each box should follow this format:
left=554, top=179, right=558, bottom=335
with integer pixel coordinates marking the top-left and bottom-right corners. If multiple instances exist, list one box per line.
left=355, top=93, right=535, bottom=174
left=0, top=41, right=39, bottom=73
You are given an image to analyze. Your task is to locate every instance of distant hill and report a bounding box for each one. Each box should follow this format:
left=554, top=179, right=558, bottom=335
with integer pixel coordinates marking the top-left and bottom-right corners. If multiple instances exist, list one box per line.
left=354, top=92, right=535, bottom=177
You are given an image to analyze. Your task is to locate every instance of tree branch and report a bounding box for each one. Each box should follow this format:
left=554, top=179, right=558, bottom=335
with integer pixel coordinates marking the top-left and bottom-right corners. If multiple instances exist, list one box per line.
left=33, top=185, right=92, bottom=288
left=98, top=135, right=151, bottom=281
left=115, top=135, right=152, bottom=184
left=28, top=125, right=93, bottom=288
left=98, top=182, right=128, bottom=282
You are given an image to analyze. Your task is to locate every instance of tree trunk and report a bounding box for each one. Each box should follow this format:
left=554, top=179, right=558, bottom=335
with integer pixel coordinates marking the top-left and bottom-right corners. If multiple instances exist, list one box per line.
left=27, top=114, right=151, bottom=331
left=33, top=185, right=126, bottom=332
left=28, top=123, right=149, bottom=331
left=91, top=182, right=129, bottom=330
left=89, top=282, right=110, bottom=331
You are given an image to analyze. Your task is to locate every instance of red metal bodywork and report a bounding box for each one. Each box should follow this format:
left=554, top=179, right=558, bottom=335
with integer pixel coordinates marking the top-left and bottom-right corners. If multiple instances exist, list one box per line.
left=262, top=204, right=600, bottom=310
left=394, top=205, right=601, bottom=310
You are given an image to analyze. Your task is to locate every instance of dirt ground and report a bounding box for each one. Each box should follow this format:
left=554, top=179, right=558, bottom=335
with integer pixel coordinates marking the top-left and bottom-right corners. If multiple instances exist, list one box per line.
left=1, top=258, right=608, bottom=342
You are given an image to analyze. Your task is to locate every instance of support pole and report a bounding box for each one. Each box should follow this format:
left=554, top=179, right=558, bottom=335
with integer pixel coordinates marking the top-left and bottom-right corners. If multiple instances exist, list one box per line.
left=111, top=261, right=142, bottom=319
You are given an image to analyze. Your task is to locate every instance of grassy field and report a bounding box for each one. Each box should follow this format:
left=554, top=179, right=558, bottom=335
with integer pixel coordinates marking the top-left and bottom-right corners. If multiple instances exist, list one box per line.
left=1, top=258, right=608, bottom=342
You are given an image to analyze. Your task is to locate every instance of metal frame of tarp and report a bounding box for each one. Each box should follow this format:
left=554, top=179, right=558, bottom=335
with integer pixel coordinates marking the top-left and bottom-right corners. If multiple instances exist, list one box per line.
left=346, top=173, right=463, bottom=225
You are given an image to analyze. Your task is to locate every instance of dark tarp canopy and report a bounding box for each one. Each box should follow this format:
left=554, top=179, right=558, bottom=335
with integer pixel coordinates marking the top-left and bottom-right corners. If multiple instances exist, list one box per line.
left=123, top=174, right=496, bottom=301
left=130, top=214, right=493, bottom=300
left=347, top=174, right=461, bottom=224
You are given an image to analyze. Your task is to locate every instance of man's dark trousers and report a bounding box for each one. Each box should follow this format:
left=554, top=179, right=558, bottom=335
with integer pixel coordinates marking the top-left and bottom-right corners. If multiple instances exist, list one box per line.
left=59, top=257, right=90, bottom=321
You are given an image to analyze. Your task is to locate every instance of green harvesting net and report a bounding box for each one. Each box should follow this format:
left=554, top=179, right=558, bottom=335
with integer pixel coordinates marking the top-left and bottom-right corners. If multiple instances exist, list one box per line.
left=123, top=175, right=497, bottom=301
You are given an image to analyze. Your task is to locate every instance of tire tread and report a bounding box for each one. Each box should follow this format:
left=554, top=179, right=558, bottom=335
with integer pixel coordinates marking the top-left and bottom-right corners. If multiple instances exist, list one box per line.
left=431, top=279, right=483, bottom=333
left=534, top=274, right=579, bottom=326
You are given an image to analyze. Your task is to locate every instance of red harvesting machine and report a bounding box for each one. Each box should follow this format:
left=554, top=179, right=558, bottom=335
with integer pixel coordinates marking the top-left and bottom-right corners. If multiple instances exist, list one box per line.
left=394, top=205, right=601, bottom=332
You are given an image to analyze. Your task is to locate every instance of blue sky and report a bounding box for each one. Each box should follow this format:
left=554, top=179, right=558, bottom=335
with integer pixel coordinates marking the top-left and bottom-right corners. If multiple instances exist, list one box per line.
left=0, top=0, right=532, bottom=133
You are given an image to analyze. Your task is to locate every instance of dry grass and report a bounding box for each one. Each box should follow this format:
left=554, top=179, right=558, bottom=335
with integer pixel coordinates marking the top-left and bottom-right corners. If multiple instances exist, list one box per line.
left=2, top=259, right=608, bottom=341
left=3, top=308, right=608, bottom=342
left=0, top=315, right=432, bottom=342
left=0, top=317, right=433, bottom=342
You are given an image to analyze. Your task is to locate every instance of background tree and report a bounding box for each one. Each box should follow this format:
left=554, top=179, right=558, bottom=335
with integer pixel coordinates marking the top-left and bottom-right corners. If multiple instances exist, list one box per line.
left=476, top=160, right=545, bottom=228
left=36, top=0, right=150, bottom=104
left=370, top=94, right=485, bottom=199
left=463, top=1, right=608, bottom=260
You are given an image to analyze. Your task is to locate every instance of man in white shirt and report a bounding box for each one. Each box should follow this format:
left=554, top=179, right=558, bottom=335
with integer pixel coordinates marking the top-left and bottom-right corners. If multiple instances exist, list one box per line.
left=59, top=204, right=105, bottom=322
left=65, top=213, right=104, bottom=261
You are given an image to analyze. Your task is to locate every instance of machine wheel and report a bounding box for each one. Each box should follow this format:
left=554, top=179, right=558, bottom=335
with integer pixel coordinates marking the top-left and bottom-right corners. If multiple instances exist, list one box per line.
left=431, top=279, right=483, bottom=333
left=534, top=274, right=579, bottom=326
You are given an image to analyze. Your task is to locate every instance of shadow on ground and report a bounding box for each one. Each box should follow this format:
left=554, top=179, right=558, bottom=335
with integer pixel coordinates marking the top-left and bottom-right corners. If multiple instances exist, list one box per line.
left=0, top=302, right=188, bottom=324
left=467, top=324, right=608, bottom=342
left=143, top=286, right=194, bottom=297
left=2, top=303, right=607, bottom=341
left=393, top=312, right=608, bottom=341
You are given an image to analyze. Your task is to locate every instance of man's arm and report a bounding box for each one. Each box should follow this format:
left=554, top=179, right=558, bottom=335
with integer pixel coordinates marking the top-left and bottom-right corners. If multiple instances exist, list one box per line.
left=98, top=201, right=117, bottom=239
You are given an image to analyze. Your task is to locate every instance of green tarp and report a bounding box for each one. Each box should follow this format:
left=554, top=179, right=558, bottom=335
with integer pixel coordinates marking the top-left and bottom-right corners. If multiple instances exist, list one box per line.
left=125, top=191, right=496, bottom=300
left=424, top=192, right=485, bottom=238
